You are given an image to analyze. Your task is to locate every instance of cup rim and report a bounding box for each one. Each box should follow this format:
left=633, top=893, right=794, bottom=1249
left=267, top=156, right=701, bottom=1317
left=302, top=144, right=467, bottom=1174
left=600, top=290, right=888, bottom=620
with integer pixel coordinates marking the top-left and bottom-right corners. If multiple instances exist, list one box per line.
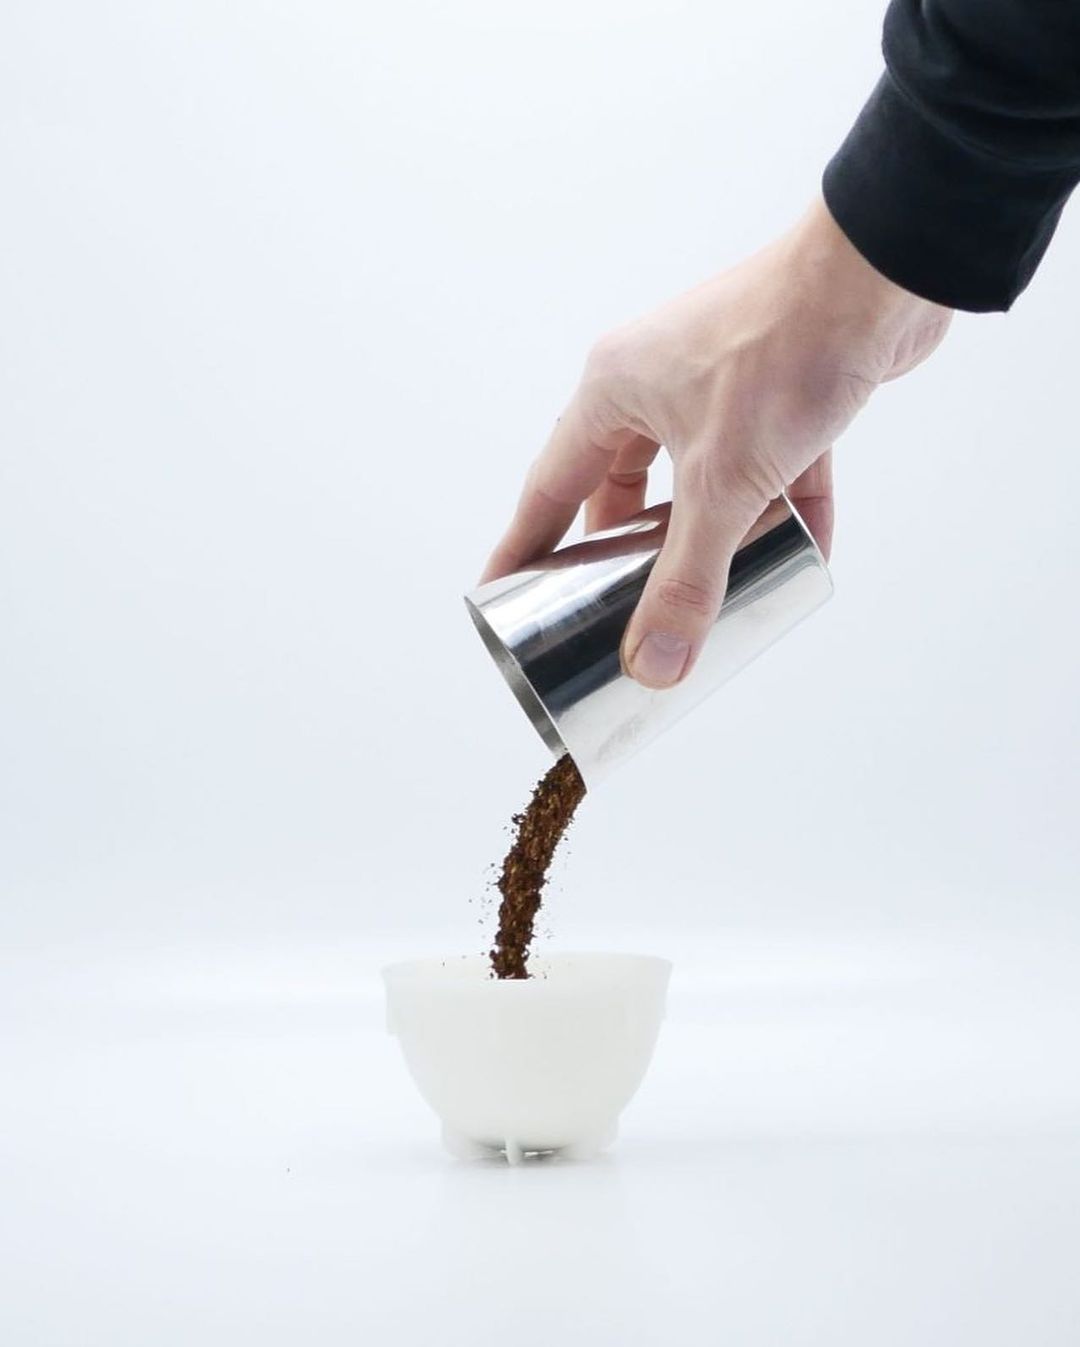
left=382, top=950, right=673, bottom=987
left=464, top=592, right=569, bottom=761
left=783, top=490, right=834, bottom=594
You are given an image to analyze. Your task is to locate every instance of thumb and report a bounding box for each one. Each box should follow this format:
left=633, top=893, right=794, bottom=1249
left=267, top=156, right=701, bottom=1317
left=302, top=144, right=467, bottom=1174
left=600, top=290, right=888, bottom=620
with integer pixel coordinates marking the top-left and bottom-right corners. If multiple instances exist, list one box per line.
left=621, top=465, right=760, bottom=690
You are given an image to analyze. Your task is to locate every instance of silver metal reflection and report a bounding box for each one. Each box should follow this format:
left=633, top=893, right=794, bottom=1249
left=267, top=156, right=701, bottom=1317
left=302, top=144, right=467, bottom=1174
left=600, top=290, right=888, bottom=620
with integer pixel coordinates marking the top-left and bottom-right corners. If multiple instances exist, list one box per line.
left=465, top=496, right=832, bottom=786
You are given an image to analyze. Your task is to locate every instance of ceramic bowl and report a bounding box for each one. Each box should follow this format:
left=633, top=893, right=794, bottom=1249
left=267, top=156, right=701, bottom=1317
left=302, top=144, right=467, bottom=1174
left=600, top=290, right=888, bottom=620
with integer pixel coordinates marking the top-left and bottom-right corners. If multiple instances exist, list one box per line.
left=383, top=951, right=672, bottom=1163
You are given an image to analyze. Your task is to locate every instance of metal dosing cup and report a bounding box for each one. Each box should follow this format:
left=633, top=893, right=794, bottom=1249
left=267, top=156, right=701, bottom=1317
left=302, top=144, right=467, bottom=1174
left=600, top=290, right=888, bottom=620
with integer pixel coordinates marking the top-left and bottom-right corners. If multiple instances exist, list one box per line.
left=465, top=495, right=832, bottom=786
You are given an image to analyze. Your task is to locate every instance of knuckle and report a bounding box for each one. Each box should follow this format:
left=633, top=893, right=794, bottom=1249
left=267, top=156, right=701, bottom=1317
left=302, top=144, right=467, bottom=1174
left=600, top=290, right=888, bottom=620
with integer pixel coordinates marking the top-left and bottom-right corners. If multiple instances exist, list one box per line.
left=683, top=448, right=778, bottom=523
left=581, top=327, right=637, bottom=405
left=575, top=390, right=619, bottom=446
left=607, top=466, right=648, bottom=487
left=524, top=455, right=562, bottom=504
left=676, top=452, right=721, bottom=515
left=720, top=455, right=784, bottom=512
left=584, top=328, right=627, bottom=378
left=654, top=576, right=716, bottom=619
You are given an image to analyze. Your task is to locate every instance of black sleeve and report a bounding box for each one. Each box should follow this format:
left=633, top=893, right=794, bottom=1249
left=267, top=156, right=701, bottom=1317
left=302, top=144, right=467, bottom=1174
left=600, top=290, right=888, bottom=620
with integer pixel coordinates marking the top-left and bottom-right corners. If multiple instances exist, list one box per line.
left=822, top=0, right=1080, bottom=312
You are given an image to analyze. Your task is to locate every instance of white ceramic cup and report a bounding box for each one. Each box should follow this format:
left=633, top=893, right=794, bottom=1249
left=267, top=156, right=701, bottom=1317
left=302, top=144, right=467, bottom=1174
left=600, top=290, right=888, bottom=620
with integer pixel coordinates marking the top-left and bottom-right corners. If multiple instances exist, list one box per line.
left=383, top=951, right=672, bottom=1163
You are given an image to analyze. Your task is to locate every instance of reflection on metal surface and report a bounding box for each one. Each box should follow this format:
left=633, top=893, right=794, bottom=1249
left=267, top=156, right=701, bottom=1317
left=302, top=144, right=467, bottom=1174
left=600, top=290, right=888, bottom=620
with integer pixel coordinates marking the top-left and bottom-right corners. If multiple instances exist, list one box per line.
left=465, top=496, right=832, bottom=786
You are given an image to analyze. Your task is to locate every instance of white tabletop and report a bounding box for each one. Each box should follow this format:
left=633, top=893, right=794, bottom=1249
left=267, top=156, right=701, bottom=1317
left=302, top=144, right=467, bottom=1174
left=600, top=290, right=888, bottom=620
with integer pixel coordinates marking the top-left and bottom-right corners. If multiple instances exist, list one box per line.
left=4, top=928, right=1078, bottom=1346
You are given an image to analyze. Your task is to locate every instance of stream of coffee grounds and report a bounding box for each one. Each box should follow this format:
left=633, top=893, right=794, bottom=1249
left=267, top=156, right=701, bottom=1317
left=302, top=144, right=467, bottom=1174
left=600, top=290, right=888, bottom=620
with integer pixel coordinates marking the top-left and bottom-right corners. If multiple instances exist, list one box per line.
left=489, top=754, right=587, bottom=979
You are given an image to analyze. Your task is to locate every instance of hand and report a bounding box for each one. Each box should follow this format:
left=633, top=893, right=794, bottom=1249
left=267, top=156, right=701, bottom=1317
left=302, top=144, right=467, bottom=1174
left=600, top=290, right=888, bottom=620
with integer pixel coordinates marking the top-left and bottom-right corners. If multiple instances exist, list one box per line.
left=481, top=196, right=952, bottom=688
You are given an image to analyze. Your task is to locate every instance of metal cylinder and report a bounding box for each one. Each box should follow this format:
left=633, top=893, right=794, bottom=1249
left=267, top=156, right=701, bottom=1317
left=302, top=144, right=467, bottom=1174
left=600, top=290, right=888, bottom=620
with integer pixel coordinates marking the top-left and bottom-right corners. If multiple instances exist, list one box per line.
left=465, top=495, right=832, bottom=786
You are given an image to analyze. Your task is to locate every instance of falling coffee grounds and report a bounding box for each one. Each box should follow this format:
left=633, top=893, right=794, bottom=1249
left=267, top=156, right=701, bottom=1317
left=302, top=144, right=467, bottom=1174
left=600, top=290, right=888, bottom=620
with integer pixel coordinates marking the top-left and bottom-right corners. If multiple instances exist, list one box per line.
left=490, top=754, right=587, bottom=979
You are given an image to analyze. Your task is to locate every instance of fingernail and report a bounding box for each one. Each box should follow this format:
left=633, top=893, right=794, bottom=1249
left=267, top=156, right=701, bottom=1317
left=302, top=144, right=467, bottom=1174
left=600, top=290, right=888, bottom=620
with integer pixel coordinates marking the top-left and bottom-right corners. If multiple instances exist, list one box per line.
left=629, top=631, right=691, bottom=688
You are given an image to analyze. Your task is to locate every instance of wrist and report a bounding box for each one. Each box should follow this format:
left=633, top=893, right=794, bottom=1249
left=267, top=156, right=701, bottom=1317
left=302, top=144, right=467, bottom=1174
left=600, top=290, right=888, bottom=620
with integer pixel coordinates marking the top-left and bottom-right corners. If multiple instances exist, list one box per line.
left=787, top=195, right=952, bottom=379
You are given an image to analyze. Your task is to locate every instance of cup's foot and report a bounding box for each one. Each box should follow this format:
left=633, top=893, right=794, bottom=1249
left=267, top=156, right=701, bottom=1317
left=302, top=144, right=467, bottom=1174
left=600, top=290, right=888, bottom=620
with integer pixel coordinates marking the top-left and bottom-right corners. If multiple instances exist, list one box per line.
left=440, top=1123, right=617, bottom=1164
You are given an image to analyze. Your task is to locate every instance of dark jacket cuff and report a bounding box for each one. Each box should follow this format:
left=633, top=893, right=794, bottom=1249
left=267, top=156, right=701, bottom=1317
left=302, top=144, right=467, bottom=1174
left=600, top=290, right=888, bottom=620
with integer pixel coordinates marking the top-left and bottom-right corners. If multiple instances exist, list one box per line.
left=822, top=71, right=1077, bottom=312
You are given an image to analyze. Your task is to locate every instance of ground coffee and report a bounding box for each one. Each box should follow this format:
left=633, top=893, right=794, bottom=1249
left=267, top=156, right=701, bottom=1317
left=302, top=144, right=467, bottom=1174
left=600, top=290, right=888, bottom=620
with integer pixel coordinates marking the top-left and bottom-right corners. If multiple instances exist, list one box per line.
left=489, top=754, right=587, bottom=979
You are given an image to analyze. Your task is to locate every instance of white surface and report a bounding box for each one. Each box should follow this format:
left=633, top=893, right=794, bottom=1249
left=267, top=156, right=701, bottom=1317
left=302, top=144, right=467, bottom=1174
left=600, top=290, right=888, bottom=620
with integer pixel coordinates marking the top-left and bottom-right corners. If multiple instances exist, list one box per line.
left=4, top=932, right=1080, bottom=1345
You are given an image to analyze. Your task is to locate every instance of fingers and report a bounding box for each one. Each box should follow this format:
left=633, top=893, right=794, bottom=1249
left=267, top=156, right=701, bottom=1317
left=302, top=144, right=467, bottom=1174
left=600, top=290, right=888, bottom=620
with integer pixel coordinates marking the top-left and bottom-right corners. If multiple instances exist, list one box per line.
left=787, top=449, right=834, bottom=561
left=584, top=434, right=661, bottom=534
left=621, top=459, right=760, bottom=689
left=479, top=392, right=643, bottom=584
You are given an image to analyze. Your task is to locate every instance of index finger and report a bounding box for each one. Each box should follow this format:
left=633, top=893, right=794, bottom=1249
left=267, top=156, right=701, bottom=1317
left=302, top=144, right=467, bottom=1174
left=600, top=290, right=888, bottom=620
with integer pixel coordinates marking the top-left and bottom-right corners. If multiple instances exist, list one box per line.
left=479, top=392, right=639, bottom=583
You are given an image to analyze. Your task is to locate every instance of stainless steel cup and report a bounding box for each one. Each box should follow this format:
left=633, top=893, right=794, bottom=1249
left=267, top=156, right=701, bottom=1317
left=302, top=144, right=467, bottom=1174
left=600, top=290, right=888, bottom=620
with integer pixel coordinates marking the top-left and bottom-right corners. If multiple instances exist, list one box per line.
left=465, top=496, right=832, bottom=786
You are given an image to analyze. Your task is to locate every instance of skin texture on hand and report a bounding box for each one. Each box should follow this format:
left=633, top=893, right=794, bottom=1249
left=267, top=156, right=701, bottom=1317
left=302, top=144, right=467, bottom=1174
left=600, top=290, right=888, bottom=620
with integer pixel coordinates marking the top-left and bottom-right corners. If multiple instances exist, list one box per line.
left=481, top=196, right=952, bottom=689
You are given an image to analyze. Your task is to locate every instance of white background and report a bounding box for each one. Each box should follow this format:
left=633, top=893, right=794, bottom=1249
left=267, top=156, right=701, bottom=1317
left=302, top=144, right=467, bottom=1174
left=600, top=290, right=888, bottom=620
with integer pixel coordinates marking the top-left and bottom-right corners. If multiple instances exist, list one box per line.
left=2, top=2, right=1079, bottom=1343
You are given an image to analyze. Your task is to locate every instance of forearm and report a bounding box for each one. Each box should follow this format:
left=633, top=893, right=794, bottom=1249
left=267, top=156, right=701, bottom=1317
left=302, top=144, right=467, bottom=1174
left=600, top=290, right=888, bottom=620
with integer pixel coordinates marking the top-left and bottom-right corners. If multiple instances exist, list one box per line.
left=824, top=0, right=1080, bottom=311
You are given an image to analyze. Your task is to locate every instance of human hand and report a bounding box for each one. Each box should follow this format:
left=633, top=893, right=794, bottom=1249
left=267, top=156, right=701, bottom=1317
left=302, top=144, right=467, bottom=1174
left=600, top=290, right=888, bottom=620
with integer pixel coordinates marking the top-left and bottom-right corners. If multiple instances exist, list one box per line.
left=481, top=196, right=951, bottom=689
